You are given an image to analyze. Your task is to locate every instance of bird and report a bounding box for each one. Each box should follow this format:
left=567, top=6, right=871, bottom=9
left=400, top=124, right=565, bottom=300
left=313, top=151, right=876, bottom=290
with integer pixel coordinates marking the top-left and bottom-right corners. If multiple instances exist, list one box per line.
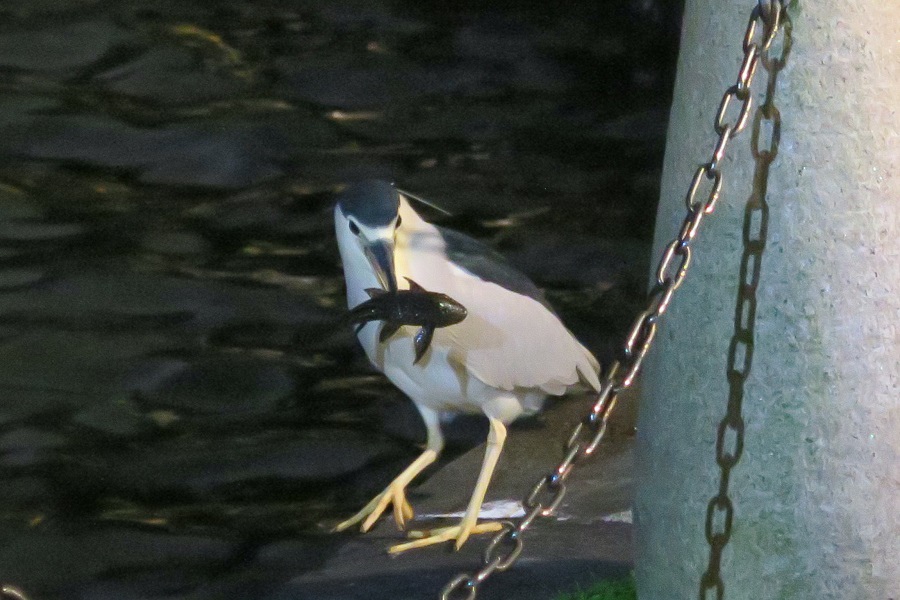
left=332, top=179, right=601, bottom=553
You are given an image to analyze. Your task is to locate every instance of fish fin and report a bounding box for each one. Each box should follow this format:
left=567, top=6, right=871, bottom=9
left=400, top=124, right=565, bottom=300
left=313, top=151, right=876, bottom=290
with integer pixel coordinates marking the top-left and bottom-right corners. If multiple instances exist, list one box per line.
left=365, top=288, right=388, bottom=298
left=379, top=322, right=401, bottom=342
left=413, top=325, right=435, bottom=364
left=403, top=277, right=426, bottom=293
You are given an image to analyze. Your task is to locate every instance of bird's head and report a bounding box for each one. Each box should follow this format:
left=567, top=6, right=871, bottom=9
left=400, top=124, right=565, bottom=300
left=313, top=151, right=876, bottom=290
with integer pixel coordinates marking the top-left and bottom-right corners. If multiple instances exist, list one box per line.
left=335, top=180, right=403, bottom=293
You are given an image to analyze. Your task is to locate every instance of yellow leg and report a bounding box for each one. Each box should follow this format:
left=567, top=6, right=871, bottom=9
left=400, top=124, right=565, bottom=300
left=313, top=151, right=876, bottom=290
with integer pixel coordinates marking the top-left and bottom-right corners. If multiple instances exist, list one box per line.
left=334, top=405, right=443, bottom=533
left=389, top=417, right=507, bottom=553
left=334, top=447, right=437, bottom=532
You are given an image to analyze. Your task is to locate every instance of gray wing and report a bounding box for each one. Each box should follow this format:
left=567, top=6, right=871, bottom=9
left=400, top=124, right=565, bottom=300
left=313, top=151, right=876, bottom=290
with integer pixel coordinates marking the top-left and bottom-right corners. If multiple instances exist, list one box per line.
left=434, top=228, right=599, bottom=395
left=399, top=211, right=599, bottom=394
left=436, top=226, right=556, bottom=313
left=437, top=285, right=602, bottom=395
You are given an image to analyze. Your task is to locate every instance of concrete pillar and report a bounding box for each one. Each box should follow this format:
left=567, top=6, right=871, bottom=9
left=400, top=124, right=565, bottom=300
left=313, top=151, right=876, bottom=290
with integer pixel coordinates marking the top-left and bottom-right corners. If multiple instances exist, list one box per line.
left=634, top=1, right=899, bottom=599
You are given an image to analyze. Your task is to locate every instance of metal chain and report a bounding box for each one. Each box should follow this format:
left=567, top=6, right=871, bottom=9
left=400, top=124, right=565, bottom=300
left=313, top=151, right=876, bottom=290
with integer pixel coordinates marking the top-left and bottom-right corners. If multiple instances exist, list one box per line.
left=441, top=2, right=784, bottom=599
left=1, top=586, right=30, bottom=600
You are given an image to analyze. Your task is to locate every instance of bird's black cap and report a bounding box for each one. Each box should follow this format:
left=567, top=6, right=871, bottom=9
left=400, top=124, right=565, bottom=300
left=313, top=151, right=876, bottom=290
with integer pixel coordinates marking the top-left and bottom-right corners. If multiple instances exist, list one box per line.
left=337, top=180, right=400, bottom=227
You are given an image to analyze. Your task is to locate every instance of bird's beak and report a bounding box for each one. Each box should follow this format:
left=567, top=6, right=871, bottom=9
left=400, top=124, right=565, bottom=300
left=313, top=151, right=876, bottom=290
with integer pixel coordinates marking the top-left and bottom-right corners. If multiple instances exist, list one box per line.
left=364, top=238, right=397, bottom=293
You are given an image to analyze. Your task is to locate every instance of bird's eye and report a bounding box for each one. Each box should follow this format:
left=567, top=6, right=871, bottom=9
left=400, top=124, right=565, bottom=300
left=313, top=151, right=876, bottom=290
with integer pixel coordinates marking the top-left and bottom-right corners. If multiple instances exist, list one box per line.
left=349, top=221, right=360, bottom=236
left=396, top=216, right=402, bottom=228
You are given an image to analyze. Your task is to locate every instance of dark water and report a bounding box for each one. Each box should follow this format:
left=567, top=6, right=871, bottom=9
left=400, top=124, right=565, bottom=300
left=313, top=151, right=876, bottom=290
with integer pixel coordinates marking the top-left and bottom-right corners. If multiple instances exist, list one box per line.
left=0, top=0, right=681, bottom=597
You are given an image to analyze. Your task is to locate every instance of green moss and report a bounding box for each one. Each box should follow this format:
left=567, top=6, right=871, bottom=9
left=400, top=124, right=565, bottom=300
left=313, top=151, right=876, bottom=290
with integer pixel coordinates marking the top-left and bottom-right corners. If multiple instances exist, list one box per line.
left=554, top=575, right=637, bottom=600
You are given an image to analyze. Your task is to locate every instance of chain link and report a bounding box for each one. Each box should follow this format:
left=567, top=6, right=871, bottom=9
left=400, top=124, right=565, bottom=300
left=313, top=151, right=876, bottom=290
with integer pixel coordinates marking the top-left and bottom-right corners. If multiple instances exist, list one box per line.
left=1, top=586, right=30, bottom=600
left=441, top=3, right=784, bottom=599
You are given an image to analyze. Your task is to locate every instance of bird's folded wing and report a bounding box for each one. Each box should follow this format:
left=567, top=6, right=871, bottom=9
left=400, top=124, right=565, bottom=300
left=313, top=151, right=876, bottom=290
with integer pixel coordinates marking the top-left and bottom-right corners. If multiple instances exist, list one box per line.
left=439, top=279, right=601, bottom=395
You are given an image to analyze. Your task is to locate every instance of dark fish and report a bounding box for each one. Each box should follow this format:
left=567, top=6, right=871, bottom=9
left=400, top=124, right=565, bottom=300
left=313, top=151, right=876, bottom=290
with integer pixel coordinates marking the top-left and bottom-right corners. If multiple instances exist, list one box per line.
left=347, top=278, right=467, bottom=364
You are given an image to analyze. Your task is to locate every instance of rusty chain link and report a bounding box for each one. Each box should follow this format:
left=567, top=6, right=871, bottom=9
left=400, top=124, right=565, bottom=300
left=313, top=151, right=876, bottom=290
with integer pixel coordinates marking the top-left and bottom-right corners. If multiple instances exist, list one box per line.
left=441, top=2, right=785, bottom=599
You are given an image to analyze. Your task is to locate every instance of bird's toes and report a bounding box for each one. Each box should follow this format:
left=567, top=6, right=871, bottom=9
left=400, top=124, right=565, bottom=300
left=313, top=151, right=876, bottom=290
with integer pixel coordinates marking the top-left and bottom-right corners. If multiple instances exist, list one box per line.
left=389, top=521, right=504, bottom=553
left=402, top=499, right=414, bottom=521
left=392, top=495, right=414, bottom=529
left=455, top=521, right=504, bottom=550
left=392, top=500, right=406, bottom=530
left=334, top=515, right=365, bottom=533
left=454, top=530, right=471, bottom=551
left=360, top=510, right=382, bottom=533
left=388, top=529, right=454, bottom=554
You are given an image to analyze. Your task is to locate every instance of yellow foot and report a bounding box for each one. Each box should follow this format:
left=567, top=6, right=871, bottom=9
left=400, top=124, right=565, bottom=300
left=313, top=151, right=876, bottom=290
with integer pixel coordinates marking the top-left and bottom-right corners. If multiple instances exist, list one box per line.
left=333, top=481, right=415, bottom=533
left=388, top=521, right=504, bottom=554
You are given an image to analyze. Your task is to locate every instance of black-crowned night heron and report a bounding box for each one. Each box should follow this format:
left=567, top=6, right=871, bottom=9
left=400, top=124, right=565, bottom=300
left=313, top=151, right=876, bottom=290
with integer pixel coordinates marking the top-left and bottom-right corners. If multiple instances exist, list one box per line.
left=333, top=180, right=601, bottom=553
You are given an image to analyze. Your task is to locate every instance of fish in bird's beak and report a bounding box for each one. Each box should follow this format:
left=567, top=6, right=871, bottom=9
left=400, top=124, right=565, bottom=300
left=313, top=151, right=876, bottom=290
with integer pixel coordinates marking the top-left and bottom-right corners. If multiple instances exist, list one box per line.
left=364, top=238, right=397, bottom=293
left=344, top=277, right=468, bottom=365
